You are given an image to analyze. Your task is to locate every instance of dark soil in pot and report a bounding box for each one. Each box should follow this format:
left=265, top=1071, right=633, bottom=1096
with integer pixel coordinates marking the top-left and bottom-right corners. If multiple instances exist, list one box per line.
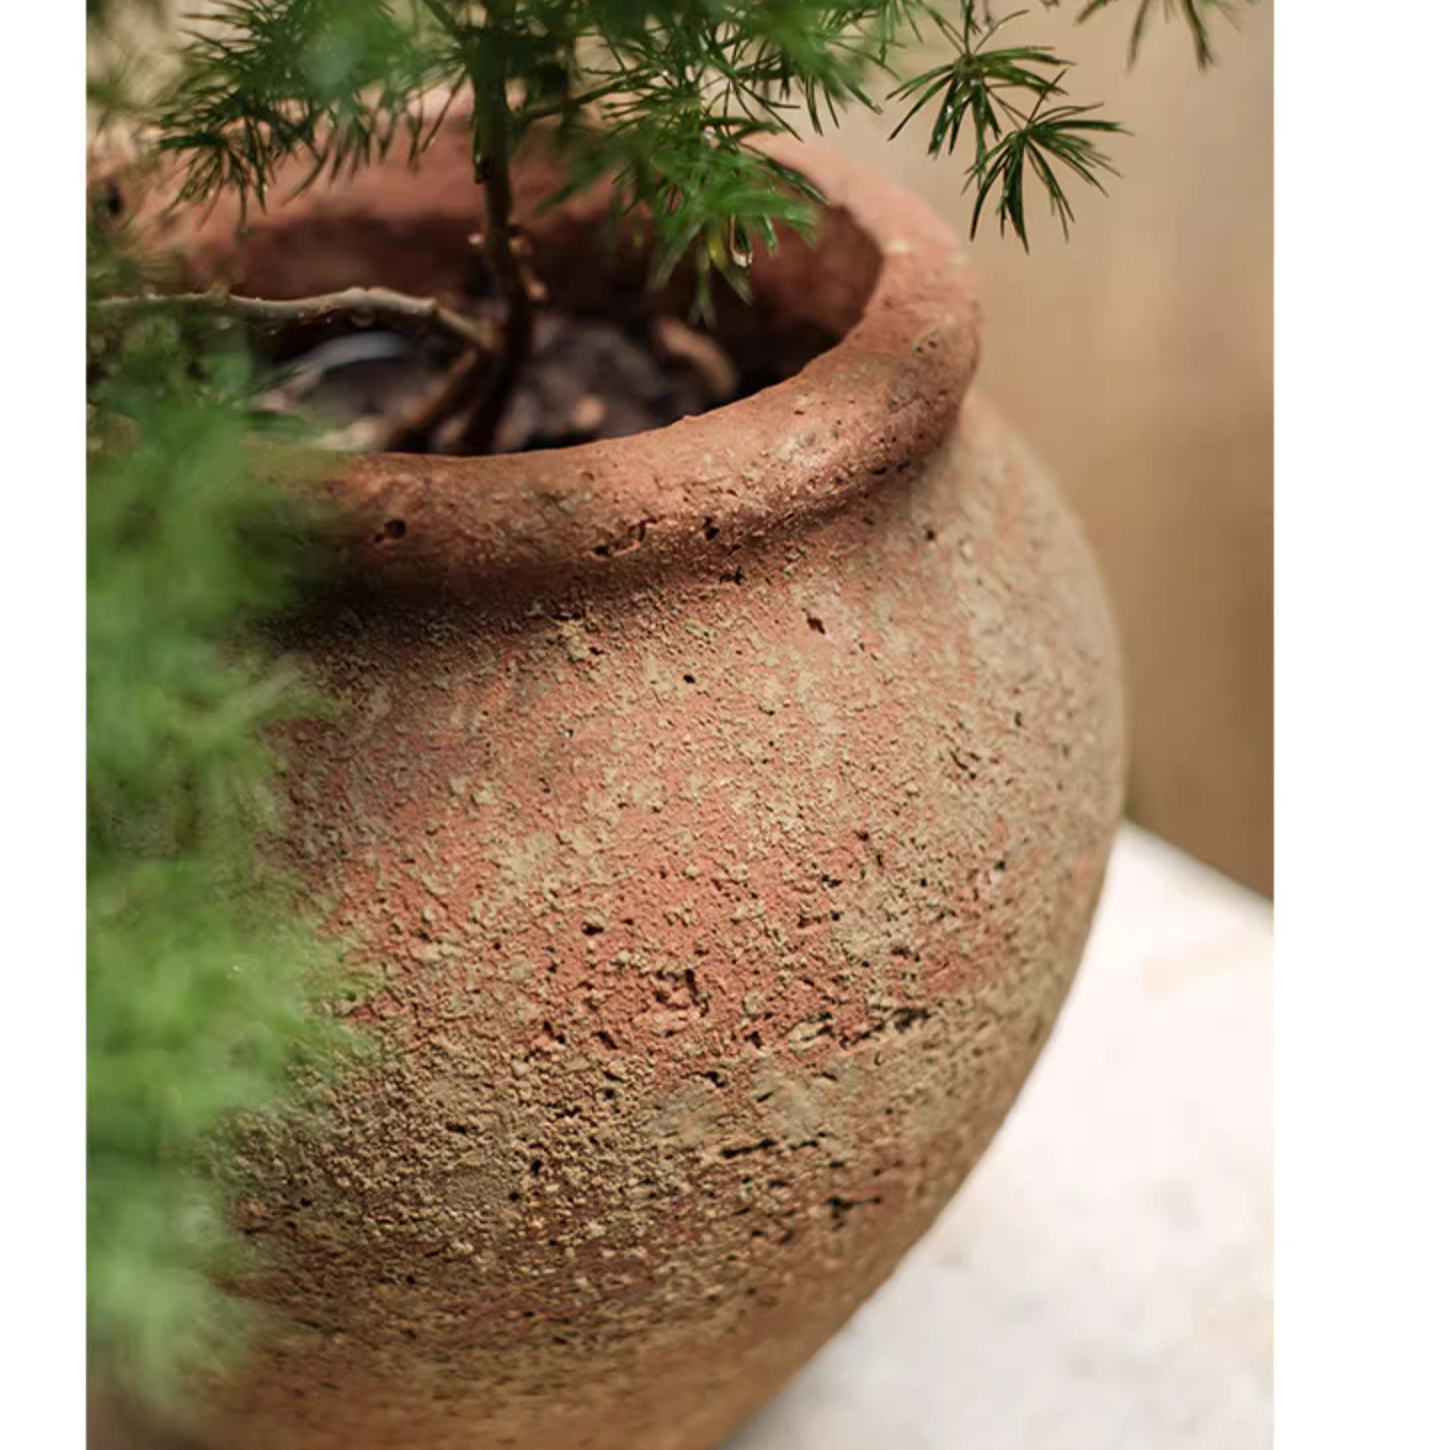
left=254, top=301, right=830, bottom=457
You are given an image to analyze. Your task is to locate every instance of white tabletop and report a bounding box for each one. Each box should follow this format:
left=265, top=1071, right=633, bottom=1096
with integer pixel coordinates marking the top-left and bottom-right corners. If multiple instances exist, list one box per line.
left=727, top=823, right=1273, bottom=1450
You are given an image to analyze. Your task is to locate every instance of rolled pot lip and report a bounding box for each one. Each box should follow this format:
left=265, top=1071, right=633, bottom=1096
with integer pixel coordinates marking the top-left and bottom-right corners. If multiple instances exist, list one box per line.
left=230, top=138, right=982, bottom=596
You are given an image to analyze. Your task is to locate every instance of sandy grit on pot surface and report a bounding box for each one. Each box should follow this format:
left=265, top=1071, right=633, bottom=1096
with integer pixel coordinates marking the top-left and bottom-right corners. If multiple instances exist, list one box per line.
left=125, top=122, right=1126, bottom=1450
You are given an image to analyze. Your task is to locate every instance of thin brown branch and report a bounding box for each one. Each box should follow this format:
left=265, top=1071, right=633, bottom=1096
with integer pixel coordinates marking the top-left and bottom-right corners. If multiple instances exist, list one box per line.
left=416, top=0, right=465, bottom=42
left=454, top=54, right=535, bottom=453
left=382, top=348, right=490, bottom=453
left=453, top=192, right=533, bottom=451
left=95, top=286, right=493, bottom=355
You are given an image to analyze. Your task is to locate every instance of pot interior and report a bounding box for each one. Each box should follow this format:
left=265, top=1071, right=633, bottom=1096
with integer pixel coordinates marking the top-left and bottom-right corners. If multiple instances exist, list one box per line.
left=170, top=140, right=885, bottom=451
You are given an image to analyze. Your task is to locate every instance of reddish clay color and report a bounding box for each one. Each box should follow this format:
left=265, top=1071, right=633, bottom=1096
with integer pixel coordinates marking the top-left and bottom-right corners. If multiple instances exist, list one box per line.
left=147, top=124, right=1125, bottom=1450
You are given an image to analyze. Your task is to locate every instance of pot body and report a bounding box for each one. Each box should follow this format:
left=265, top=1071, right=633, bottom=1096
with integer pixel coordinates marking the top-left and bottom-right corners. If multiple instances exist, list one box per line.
left=138, top=129, right=1125, bottom=1450
left=175, top=402, right=1122, bottom=1450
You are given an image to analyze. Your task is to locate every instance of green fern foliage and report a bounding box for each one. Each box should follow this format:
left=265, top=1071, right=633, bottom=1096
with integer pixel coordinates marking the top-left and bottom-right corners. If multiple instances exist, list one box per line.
left=87, top=217, right=364, bottom=1407
left=152, top=1, right=1252, bottom=296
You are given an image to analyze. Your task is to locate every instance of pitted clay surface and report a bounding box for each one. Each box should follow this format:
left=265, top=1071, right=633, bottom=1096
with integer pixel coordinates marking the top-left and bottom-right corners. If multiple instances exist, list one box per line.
left=153, top=128, right=1125, bottom=1450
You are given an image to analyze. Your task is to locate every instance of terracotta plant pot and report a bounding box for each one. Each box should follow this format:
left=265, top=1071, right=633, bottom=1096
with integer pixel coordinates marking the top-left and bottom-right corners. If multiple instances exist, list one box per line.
left=144, top=124, right=1125, bottom=1450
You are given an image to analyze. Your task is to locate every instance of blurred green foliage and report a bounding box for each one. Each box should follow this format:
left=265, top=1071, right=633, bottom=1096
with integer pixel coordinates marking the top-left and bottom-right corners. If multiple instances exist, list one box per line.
left=86, top=211, right=365, bottom=1406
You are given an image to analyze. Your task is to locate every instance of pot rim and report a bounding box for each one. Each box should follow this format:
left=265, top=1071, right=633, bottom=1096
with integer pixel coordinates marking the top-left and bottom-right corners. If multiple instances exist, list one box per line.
left=243, top=138, right=983, bottom=598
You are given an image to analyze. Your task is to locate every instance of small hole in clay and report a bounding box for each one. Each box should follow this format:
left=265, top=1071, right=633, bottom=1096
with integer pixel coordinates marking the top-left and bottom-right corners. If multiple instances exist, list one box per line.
left=375, top=518, right=407, bottom=543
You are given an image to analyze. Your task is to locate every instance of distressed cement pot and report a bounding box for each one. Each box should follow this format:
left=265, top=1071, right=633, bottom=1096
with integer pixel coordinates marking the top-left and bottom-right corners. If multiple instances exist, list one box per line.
left=151, top=124, right=1125, bottom=1450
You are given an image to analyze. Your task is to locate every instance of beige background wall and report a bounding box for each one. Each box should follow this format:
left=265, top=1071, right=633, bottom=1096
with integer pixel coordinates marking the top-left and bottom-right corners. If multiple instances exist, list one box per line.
left=836, top=4, right=1274, bottom=894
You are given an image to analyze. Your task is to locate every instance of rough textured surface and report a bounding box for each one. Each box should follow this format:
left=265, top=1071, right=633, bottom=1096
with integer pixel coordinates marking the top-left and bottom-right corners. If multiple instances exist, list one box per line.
left=834, top=5, right=1274, bottom=895
left=138, top=129, right=1125, bottom=1450
left=725, top=825, right=1273, bottom=1450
